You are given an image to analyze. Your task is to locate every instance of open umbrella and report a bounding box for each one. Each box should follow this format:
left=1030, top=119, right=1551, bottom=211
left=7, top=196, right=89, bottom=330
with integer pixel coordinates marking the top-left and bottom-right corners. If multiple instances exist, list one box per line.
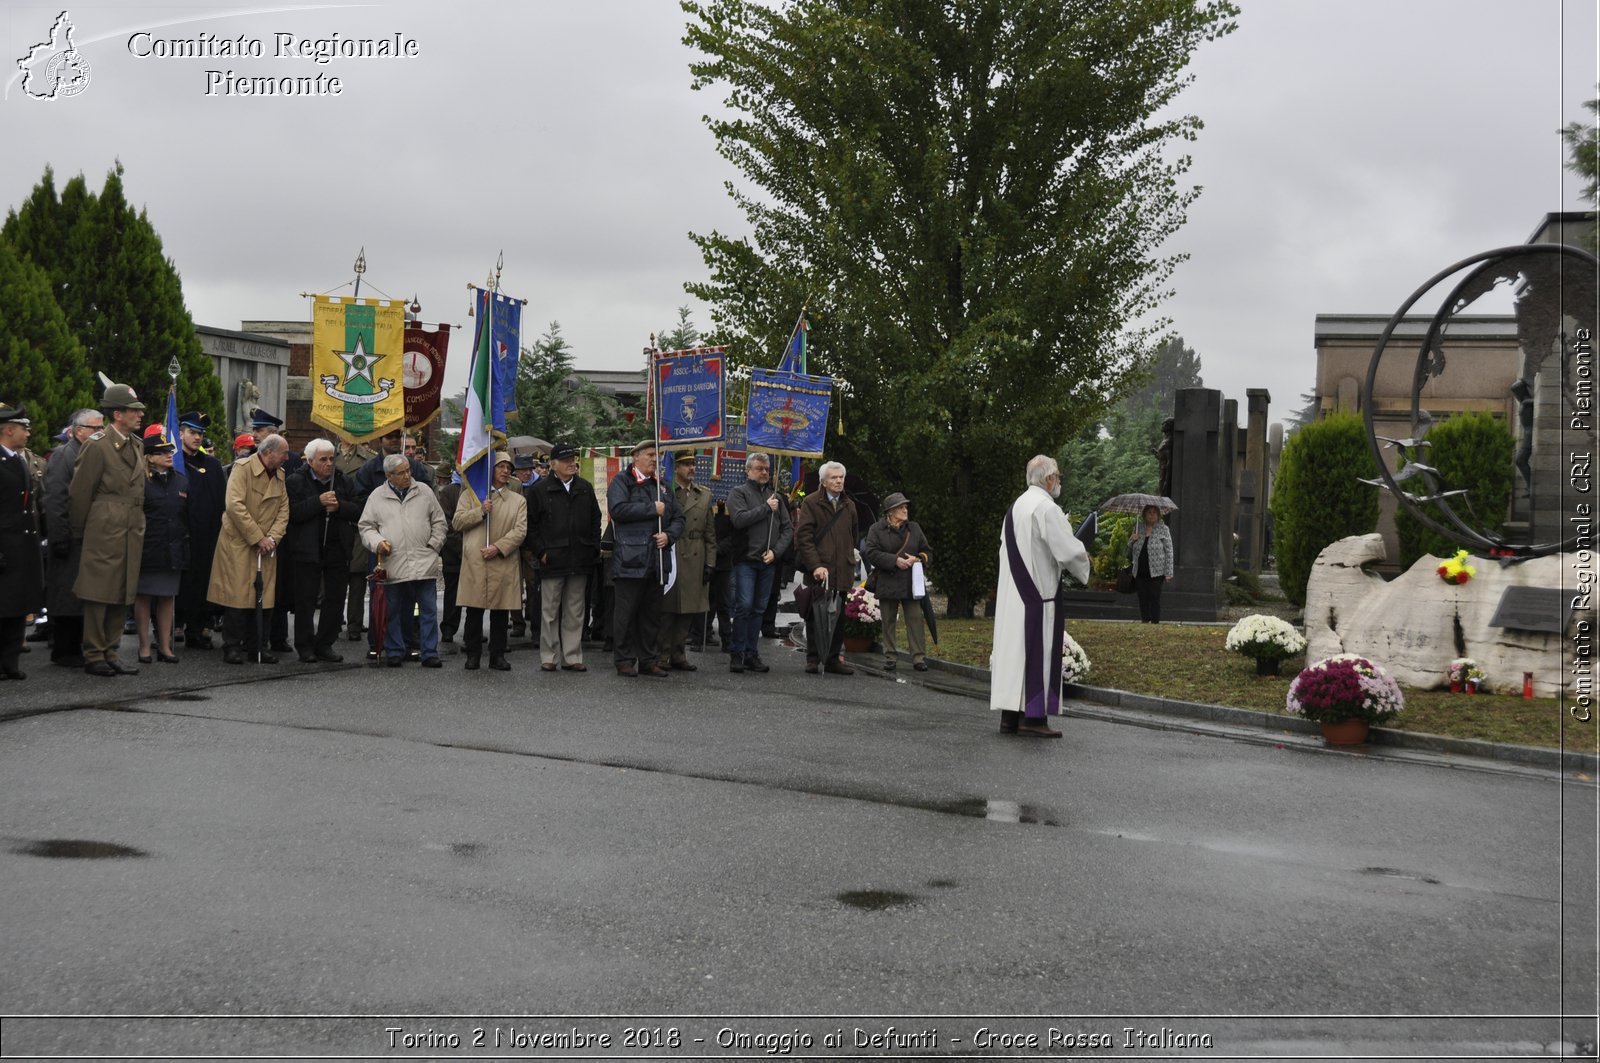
left=367, top=562, right=388, bottom=660
left=1099, top=492, right=1177, bottom=515
left=505, top=435, right=553, bottom=454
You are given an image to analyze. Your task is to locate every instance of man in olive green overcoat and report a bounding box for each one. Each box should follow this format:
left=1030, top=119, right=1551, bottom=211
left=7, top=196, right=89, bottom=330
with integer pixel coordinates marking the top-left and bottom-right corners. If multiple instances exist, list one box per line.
left=69, top=383, right=148, bottom=676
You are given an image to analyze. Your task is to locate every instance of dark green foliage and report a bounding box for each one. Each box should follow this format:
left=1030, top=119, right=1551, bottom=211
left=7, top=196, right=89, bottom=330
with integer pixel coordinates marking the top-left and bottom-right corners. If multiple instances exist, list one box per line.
left=1394, top=412, right=1515, bottom=568
left=1119, top=335, right=1204, bottom=418
left=1269, top=413, right=1380, bottom=607
left=682, top=0, right=1238, bottom=615
left=509, top=321, right=639, bottom=447
left=655, top=306, right=701, bottom=352
left=3, top=163, right=225, bottom=436
left=0, top=235, right=93, bottom=439
left=1562, top=87, right=1599, bottom=203
left=1059, top=403, right=1162, bottom=521
left=1088, top=512, right=1134, bottom=588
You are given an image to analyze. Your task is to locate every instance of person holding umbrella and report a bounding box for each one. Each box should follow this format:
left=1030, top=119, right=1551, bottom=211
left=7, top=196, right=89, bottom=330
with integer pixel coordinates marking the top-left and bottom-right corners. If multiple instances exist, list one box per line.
left=208, top=433, right=289, bottom=664
left=862, top=491, right=932, bottom=673
left=1129, top=502, right=1175, bottom=623
left=794, top=460, right=859, bottom=675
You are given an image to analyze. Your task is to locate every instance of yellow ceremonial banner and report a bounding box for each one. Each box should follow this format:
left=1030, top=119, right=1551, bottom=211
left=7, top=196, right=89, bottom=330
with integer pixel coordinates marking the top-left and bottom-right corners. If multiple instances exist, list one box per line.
left=311, top=296, right=407, bottom=443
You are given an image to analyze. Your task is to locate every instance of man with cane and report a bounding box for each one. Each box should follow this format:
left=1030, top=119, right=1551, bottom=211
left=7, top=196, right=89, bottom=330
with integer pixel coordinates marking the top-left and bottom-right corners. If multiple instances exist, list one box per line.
left=606, top=439, right=683, bottom=677
left=209, top=433, right=289, bottom=664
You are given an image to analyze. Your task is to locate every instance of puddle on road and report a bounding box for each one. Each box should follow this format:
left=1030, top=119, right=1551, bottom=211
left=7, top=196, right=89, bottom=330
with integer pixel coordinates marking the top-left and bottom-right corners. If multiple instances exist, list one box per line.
left=13, top=839, right=148, bottom=860
left=837, top=889, right=919, bottom=911
left=1358, top=866, right=1442, bottom=885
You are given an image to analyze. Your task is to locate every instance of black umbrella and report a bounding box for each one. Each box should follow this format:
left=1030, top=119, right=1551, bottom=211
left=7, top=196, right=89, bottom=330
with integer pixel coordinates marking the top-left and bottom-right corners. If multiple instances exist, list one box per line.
left=253, top=553, right=265, bottom=663
left=917, top=594, right=940, bottom=644
left=809, top=578, right=839, bottom=662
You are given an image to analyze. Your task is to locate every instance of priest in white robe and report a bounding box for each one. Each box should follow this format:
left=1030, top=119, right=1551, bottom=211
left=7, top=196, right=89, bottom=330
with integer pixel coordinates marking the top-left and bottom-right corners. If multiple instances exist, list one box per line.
left=990, top=455, right=1090, bottom=738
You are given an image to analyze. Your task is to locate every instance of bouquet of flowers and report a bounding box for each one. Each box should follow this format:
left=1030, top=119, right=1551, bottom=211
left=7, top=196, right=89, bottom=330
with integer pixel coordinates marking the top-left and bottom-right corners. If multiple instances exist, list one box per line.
left=1437, top=550, right=1477, bottom=585
left=1224, top=614, right=1307, bottom=662
left=1287, top=654, right=1406, bottom=724
left=1061, top=631, right=1092, bottom=686
left=841, top=584, right=882, bottom=639
left=1447, top=658, right=1476, bottom=684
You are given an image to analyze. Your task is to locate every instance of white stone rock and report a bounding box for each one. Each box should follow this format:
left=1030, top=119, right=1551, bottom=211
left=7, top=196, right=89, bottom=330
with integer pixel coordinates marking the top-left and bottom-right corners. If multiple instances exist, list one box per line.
left=1303, top=535, right=1593, bottom=698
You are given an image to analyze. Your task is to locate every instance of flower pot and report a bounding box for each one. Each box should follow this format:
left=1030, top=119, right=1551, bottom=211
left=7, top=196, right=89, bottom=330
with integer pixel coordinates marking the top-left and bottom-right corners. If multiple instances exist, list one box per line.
left=1466, top=679, right=1479, bottom=694
left=1254, top=656, right=1280, bottom=677
left=1450, top=680, right=1462, bottom=694
left=843, top=636, right=873, bottom=653
left=1319, top=718, right=1370, bottom=746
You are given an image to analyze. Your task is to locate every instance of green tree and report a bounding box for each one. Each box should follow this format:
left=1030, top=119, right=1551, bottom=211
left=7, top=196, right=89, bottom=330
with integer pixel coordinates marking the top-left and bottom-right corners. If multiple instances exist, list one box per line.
left=0, top=235, right=93, bottom=440
left=683, top=0, right=1238, bottom=615
left=656, top=306, right=702, bottom=352
left=1119, top=335, right=1204, bottom=418
left=1269, top=413, right=1380, bottom=608
left=1562, top=87, right=1598, bottom=203
left=3, top=164, right=225, bottom=433
left=509, top=321, right=645, bottom=448
left=1393, top=412, right=1515, bottom=568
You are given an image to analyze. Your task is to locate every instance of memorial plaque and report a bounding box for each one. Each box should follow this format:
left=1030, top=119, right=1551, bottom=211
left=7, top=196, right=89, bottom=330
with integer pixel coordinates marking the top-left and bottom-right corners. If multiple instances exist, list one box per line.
left=1487, top=587, right=1573, bottom=633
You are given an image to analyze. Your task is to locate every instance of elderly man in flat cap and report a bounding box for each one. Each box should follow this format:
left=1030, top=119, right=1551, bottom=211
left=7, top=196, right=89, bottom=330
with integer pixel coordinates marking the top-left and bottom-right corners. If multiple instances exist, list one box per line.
left=69, top=382, right=148, bottom=676
left=0, top=401, right=44, bottom=680
left=606, top=439, right=685, bottom=677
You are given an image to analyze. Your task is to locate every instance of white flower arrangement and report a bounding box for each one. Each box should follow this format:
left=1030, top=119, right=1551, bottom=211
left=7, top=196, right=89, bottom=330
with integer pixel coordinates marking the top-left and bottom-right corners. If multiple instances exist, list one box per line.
left=1447, top=658, right=1476, bottom=684
left=1061, top=630, right=1092, bottom=686
left=1224, top=614, right=1306, bottom=662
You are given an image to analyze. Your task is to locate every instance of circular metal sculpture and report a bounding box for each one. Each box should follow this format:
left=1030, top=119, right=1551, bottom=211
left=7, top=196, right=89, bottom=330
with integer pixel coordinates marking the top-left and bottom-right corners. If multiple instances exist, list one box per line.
left=1363, top=242, right=1599, bottom=559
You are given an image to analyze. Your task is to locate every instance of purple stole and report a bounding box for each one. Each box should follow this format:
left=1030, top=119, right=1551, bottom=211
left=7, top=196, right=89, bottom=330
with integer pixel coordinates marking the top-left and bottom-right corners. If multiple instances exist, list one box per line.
left=1003, top=506, right=1065, bottom=718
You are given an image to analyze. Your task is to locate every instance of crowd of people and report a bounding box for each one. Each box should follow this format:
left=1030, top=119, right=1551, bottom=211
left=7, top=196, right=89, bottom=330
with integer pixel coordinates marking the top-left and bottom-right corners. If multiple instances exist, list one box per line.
left=5, top=387, right=1171, bottom=747
left=1, top=387, right=945, bottom=685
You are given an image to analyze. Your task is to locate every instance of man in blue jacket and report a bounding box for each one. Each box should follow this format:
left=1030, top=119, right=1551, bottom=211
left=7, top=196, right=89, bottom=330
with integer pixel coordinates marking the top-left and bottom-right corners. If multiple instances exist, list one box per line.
left=606, top=440, right=684, bottom=677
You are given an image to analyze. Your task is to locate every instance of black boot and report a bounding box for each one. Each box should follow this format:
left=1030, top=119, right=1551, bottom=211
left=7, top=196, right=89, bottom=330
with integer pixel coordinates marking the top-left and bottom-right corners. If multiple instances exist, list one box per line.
left=464, top=654, right=480, bottom=670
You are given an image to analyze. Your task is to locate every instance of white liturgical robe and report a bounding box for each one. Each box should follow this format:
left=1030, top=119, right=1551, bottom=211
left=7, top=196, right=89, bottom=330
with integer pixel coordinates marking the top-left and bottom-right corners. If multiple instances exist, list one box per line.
left=989, top=485, right=1090, bottom=714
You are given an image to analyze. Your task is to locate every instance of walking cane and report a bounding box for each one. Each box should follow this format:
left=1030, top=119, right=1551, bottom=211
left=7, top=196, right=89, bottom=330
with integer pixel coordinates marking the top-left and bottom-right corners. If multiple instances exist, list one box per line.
left=254, top=551, right=265, bottom=664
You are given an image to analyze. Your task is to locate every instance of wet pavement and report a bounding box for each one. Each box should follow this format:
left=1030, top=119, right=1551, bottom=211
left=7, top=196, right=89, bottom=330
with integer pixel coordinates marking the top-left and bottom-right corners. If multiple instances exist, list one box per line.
left=1, top=629, right=1596, bottom=1059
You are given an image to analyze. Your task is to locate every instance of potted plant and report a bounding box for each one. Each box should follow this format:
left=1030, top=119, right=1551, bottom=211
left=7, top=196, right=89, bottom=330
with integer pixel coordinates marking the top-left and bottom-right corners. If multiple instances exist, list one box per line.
left=1447, top=657, right=1475, bottom=693
left=1286, top=653, right=1405, bottom=746
left=1224, top=614, right=1307, bottom=676
left=1061, top=631, right=1092, bottom=687
left=840, top=585, right=881, bottom=652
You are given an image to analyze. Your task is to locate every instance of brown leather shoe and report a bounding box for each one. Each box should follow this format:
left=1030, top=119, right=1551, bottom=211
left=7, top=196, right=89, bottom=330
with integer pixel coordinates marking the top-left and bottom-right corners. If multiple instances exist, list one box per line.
left=615, top=663, right=638, bottom=677
left=824, top=660, right=855, bottom=675
left=1017, top=720, right=1063, bottom=739
left=562, top=663, right=588, bottom=672
left=804, top=661, right=819, bottom=674
left=541, top=662, right=558, bottom=672
left=642, top=664, right=670, bottom=677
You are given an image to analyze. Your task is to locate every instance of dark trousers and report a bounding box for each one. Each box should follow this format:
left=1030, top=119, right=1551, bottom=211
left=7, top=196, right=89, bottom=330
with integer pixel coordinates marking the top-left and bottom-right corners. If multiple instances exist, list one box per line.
left=346, top=571, right=366, bottom=633
left=292, top=563, right=348, bottom=651
left=50, top=614, right=84, bottom=662
left=805, top=586, right=847, bottom=663
left=762, top=564, right=784, bottom=632
left=440, top=564, right=462, bottom=638
left=462, top=607, right=508, bottom=658
left=729, top=562, right=775, bottom=658
left=706, top=569, right=731, bottom=643
left=269, top=560, right=294, bottom=647
left=588, top=567, right=612, bottom=641
left=222, top=606, right=268, bottom=655
left=1135, top=575, right=1164, bottom=623
left=612, top=576, right=663, bottom=666
left=0, top=617, right=23, bottom=673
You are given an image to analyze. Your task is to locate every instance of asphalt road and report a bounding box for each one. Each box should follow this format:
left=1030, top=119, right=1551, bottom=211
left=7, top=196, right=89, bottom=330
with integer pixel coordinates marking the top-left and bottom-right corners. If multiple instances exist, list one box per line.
left=1, top=630, right=1596, bottom=1060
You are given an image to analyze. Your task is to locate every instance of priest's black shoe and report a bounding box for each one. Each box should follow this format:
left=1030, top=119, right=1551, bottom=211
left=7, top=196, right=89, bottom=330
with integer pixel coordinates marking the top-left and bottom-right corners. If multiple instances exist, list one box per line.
left=84, top=661, right=117, bottom=677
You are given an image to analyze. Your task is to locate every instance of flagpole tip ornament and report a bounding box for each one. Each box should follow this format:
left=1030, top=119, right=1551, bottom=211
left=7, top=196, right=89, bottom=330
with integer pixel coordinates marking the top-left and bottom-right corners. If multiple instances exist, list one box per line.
left=99, top=383, right=145, bottom=411
left=353, top=248, right=366, bottom=275
left=167, top=356, right=181, bottom=382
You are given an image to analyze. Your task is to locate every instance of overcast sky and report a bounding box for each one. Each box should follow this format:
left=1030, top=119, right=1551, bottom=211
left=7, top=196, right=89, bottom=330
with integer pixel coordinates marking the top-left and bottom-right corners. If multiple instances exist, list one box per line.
left=2, top=0, right=1595, bottom=432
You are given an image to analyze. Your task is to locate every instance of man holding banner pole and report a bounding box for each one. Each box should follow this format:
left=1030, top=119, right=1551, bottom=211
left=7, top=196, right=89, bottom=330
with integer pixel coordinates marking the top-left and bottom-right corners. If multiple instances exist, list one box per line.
left=606, top=440, right=683, bottom=677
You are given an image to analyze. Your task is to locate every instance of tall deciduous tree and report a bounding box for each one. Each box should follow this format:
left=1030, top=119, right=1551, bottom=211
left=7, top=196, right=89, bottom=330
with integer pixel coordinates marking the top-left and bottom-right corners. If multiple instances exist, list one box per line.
left=683, top=0, right=1237, bottom=614
left=0, top=235, right=93, bottom=440
left=2, top=163, right=225, bottom=438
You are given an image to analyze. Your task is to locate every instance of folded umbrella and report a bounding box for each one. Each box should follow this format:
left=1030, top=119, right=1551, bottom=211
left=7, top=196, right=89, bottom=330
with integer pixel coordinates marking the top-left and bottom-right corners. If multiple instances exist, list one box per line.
left=254, top=553, right=265, bottom=664
left=918, top=593, right=940, bottom=644
left=808, top=577, right=839, bottom=661
left=367, top=562, right=388, bottom=656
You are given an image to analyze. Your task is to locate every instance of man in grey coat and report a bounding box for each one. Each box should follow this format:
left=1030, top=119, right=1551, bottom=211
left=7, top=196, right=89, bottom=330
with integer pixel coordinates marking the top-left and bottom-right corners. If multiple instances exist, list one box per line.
left=724, top=452, right=792, bottom=674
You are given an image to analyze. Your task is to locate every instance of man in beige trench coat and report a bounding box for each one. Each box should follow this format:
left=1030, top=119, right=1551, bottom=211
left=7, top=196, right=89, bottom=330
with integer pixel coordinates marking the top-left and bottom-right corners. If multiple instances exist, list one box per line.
left=208, top=434, right=290, bottom=664
left=69, top=383, right=148, bottom=677
left=452, top=451, right=527, bottom=671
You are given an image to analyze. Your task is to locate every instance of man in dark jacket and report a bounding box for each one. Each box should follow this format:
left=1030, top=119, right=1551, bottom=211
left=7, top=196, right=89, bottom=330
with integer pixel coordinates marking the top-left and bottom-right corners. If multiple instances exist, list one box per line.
left=606, top=440, right=684, bottom=677
left=527, top=442, right=600, bottom=671
left=42, top=407, right=103, bottom=667
left=794, top=459, right=859, bottom=675
left=433, top=465, right=465, bottom=646
left=175, top=411, right=226, bottom=649
left=0, top=401, right=44, bottom=680
left=283, top=438, right=361, bottom=663
left=724, top=452, right=792, bottom=674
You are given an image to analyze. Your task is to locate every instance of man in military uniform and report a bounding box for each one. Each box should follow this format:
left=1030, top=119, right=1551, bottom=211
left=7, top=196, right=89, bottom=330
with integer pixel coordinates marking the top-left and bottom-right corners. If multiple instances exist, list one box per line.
left=657, top=451, right=716, bottom=670
left=41, top=408, right=103, bottom=666
left=1, top=401, right=44, bottom=680
left=175, top=411, right=226, bottom=648
left=69, top=383, right=148, bottom=677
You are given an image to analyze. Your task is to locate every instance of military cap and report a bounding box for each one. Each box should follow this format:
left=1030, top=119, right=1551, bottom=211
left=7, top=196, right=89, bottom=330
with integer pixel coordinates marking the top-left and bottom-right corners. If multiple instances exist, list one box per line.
left=178, top=410, right=210, bottom=432
left=0, top=400, right=28, bottom=426
left=142, top=424, right=176, bottom=454
left=100, top=383, right=146, bottom=411
left=248, top=407, right=283, bottom=430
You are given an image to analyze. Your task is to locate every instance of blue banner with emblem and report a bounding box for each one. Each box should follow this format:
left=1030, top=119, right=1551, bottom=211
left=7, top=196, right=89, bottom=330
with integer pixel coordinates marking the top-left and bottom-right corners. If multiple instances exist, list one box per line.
left=488, top=292, right=521, bottom=431
left=654, top=347, right=726, bottom=445
left=745, top=368, right=831, bottom=458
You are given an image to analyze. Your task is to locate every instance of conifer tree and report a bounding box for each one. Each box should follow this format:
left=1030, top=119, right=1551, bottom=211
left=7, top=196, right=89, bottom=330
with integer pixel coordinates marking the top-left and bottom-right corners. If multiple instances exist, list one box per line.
left=0, top=235, right=93, bottom=440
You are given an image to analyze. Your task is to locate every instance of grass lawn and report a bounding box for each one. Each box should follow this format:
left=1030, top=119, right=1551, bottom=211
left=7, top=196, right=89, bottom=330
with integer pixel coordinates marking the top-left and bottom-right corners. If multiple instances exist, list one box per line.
left=927, top=617, right=1579, bottom=752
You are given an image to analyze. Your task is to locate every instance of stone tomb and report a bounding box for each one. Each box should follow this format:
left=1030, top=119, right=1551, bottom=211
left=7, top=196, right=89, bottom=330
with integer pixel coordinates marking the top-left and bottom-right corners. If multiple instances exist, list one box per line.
left=1304, top=534, right=1593, bottom=698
